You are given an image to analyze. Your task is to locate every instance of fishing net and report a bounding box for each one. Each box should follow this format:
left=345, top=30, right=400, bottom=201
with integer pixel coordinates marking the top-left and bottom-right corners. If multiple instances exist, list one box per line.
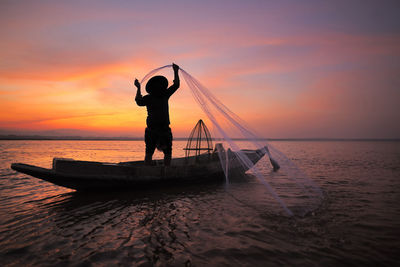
left=140, top=65, right=323, bottom=216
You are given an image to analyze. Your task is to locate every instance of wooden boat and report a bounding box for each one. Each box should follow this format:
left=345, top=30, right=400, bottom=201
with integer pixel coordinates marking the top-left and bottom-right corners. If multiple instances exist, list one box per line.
left=10, top=144, right=267, bottom=191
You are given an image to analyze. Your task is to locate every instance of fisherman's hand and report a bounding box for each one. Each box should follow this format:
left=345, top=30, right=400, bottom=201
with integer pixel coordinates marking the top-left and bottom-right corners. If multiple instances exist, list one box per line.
left=172, top=63, right=179, bottom=72
left=134, top=79, right=140, bottom=89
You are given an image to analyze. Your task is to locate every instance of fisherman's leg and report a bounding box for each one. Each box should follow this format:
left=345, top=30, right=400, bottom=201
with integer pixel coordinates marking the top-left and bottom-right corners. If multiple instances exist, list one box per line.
left=163, top=148, right=172, bottom=166
left=145, top=128, right=156, bottom=165
left=145, top=150, right=155, bottom=165
left=163, top=128, right=173, bottom=166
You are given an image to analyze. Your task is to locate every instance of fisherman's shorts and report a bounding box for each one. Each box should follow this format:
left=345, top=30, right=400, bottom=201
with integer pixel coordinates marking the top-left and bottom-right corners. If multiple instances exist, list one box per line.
left=145, top=127, right=172, bottom=155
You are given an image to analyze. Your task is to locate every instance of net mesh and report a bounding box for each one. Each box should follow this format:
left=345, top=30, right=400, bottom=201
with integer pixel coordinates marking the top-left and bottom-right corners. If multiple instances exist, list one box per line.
left=140, top=65, right=323, bottom=216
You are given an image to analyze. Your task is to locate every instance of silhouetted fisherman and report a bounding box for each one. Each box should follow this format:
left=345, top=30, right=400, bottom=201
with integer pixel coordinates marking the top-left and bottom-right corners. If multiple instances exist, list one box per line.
left=135, top=63, right=180, bottom=166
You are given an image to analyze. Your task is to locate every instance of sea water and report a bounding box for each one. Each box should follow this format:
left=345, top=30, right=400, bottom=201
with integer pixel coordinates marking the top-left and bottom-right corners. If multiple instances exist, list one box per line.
left=0, top=140, right=399, bottom=266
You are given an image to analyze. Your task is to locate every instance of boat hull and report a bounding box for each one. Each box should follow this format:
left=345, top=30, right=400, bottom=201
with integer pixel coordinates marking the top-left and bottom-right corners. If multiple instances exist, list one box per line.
left=11, top=162, right=227, bottom=191
left=11, top=146, right=266, bottom=191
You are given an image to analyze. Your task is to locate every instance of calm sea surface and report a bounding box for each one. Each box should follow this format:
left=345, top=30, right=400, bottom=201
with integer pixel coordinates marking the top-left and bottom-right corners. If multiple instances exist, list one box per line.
left=0, top=140, right=399, bottom=266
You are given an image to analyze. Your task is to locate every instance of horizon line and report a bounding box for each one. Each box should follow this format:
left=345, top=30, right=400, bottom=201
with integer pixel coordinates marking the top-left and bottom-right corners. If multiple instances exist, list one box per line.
left=0, top=134, right=399, bottom=142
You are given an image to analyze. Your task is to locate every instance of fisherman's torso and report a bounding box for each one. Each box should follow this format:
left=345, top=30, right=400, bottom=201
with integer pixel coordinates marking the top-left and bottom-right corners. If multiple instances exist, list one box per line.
left=143, top=94, right=170, bottom=128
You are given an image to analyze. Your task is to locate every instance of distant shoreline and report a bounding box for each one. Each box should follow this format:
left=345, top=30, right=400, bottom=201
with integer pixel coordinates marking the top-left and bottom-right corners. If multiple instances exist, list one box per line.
left=0, top=135, right=399, bottom=142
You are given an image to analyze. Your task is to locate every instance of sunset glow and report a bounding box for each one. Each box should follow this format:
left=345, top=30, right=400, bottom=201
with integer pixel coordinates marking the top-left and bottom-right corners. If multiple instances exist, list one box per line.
left=1, top=0, right=399, bottom=138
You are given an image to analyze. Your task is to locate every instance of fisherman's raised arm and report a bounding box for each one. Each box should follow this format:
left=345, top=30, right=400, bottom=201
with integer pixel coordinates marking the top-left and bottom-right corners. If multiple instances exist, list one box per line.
left=134, top=79, right=146, bottom=106
left=167, top=63, right=180, bottom=97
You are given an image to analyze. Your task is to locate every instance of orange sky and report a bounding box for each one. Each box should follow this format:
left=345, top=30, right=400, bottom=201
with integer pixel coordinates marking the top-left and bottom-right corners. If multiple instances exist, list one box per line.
left=1, top=1, right=399, bottom=138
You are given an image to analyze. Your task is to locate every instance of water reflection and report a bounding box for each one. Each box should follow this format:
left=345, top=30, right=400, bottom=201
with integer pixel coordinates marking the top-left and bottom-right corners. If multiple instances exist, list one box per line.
left=39, top=183, right=228, bottom=266
left=48, top=183, right=223, bottom=224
